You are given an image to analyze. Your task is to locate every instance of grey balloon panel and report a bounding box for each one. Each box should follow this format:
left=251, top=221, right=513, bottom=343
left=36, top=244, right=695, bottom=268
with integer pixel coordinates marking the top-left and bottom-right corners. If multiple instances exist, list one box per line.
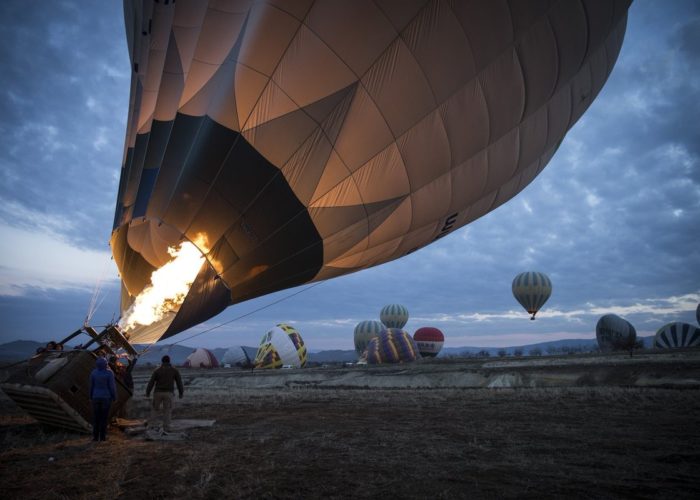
left=596, top=314, right=636, bottom=351
left=654, top=323, right=700, bottom=349
left=113, top=0, right=631, bottom=339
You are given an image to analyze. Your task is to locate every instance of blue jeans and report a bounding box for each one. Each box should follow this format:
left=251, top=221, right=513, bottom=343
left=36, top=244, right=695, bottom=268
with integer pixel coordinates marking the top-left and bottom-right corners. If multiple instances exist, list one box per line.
left=91, top=398, right=112, bottom=441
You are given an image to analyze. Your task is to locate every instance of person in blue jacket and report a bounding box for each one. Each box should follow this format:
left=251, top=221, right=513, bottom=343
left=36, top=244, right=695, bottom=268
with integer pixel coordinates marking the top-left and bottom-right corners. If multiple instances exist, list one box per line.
left=89, top=356, right=117, bottom=442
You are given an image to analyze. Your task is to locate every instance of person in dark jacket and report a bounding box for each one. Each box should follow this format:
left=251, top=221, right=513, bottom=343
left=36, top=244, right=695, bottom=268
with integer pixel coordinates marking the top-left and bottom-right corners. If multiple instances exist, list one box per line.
left=145, top=355, right=184, bottom=432
left=89, top=356, right=117, bottom=442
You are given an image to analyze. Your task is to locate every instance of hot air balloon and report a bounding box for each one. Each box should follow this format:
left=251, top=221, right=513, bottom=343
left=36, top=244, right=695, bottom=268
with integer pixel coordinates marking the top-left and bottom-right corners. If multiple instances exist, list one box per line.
left=595, top=314, right=636, bottom=352
left=380, top=304, right=409, bottom=329
left=254, top=323, right=307, bottom=369
left=222, top=345, right=257, bottom=368
left=113, top=0, right=631, bottom=344
left=413, top=327, right=445, bottom=357
left=365, top=328, right=420, bottom=364
left=353, top=320, right=383, bottom=357
left=654, top=323, right=700, bottom=349
left=512, top=272, right=552, bottom=320
left=183, top=347, right=220, bottom=368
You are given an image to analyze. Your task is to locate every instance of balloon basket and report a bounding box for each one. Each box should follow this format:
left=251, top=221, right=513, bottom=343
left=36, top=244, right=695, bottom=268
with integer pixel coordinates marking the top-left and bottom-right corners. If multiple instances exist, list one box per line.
left=1, top=325, right=137, bottom=433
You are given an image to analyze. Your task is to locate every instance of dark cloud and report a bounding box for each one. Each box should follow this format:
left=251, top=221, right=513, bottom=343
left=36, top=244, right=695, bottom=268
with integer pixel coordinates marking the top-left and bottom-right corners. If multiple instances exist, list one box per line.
left=0, top=0, right=128, bottom=249
left=0, top=1, right=697, bottom=349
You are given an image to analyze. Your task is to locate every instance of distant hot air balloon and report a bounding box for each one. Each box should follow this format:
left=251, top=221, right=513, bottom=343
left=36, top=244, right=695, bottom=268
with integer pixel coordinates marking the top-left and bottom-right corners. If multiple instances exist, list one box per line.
left=380, top=304, right=409, bottom=329
left=413, top=327, right=445, bottom=358
left=365, top=328, right=420, bottom=364
left=595, top=314, right=636, bottom=352
left=654, top=322, right=700, bottom=349
left=183, top=348, right=219, bottom=368
left=512, top=272, right=552, bottom=320
left=353, top=320, right=383, bottom=357
left=221, top=345, right=257, bottom=368
left=114, top=1, right=631, bottom=344
left=254, top=324, right=307, bottom=369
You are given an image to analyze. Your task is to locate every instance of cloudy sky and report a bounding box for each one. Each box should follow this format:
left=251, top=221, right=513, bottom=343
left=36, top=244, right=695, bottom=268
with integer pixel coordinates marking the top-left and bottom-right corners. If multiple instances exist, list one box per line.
left=0, top=1, right=698, bottom=351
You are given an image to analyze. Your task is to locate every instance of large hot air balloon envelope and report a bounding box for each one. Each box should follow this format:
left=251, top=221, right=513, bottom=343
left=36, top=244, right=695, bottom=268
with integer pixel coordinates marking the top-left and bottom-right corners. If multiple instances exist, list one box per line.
left=353, top=320, right=383, bottom=357
left=413, top=327, right=445, bottom=357
left=654, top=323, right=700, bottom=349
left=254, top=323, right=307, bottom=369
left=380, top=304, right=409, bottom=329
left=512, top=272, right=552, bottom=320
left=366, top=328, right=420, bottom=364
left=183, top=347, right=220, bottom=368
left=595, top=314, right=636, bottom=352
left=113, top=0, right=631, bottom=344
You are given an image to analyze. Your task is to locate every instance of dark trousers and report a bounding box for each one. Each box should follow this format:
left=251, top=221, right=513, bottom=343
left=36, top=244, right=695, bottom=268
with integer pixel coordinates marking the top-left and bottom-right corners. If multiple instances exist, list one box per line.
left=91, top=398, right=112, bottom=441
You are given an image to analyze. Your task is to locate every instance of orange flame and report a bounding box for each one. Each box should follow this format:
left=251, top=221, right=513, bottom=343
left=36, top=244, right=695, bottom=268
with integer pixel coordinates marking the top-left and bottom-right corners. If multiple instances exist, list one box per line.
left=119, top=241, right=205, bottom=332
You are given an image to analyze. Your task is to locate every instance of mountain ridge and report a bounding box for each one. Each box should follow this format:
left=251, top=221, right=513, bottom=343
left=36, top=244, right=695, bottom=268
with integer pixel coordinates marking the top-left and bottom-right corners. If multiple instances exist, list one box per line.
left=0, top=336, right=655, bottom=365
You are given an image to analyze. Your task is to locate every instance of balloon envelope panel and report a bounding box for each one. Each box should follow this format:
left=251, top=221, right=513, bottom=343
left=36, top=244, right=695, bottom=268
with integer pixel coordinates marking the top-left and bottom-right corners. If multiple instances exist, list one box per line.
left=353, top=320, right=384, bottom=356
left=183, top=348, right=219, bottom=368
left=222, top=346, right=257, bottom=367
left=380, top=304, right=409, bottom=329
left=366, top=328, right=420, bottom=364
left=413, top=327, right=445, bottom=357
left=654, top=322, right=700, bottom=349
left=595, top=314, right=636, bottom=352
left=113, top=1, right=631, bottom=341
left=254, top=324, right=307, bottom=369
left=512, top=272, right=552, bottom=318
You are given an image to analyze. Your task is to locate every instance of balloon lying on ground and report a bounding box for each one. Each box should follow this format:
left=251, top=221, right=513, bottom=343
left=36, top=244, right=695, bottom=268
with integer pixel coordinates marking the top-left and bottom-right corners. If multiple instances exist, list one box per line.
left=183, top=348, right=219, bottom=368
left=254, top=324, right=307, bottom=369
left=221, top=345, right=257, bottom=368
left=653, top=322, right=700, bottom=349
left=353, top=320, right=384, bottom=357
left=365, top=328, right=420, bottom=364
left=512, top=272, right=552, bottom=320
left=595, top=314, right=636, bottom=352
left=380, top=304, right=409, bottom=329
left=413, top=327, right=445, bottom=357
left=113, top=1, right=631, bottom=343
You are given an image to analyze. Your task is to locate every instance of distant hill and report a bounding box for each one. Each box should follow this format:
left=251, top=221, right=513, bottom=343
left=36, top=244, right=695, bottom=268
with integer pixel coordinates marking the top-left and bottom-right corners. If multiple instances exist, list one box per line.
left=0, top=336, right=656, bottom=366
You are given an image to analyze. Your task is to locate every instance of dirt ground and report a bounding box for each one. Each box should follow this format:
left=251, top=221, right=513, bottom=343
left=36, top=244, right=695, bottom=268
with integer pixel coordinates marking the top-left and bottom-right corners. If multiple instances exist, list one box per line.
left=1, top=383, right=699, bottom=499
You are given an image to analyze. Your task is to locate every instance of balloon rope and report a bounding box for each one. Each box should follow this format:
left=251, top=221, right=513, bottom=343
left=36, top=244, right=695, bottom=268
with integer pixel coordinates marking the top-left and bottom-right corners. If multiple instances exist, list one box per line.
left=85, top=254, right=113, bottom=326
left=169, top=281, right=325, bottom=347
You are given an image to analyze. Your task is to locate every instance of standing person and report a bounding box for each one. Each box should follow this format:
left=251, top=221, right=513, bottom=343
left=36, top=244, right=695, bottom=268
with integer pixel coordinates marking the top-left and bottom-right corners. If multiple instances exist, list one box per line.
left=145, top=355, right=184, bottom=432
left=116, top=355, right=136, bottom=419
left=89, top=357, right=117, bottom=442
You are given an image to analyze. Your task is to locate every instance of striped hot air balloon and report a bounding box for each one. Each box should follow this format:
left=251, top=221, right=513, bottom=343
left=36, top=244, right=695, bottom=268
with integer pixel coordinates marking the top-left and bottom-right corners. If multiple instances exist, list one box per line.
left=654, top=322, right=700, bottom=349
left=380, top=304, right=409, bottom=329
left=365, top=328, right=420, bottom=364
left=595, top=314, right=636, bottom=352
left=353, top=320, right=383, bottom=357
left=413, top=327, right=445, bottom=357
left=254, top=323, right=307, bottom=369
left=512, top=272, right=552, bottom=320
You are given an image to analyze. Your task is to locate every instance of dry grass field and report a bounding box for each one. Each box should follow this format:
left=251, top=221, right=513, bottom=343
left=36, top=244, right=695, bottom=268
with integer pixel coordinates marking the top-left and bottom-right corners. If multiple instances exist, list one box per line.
left=1, top=374, right=700, bottom=499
